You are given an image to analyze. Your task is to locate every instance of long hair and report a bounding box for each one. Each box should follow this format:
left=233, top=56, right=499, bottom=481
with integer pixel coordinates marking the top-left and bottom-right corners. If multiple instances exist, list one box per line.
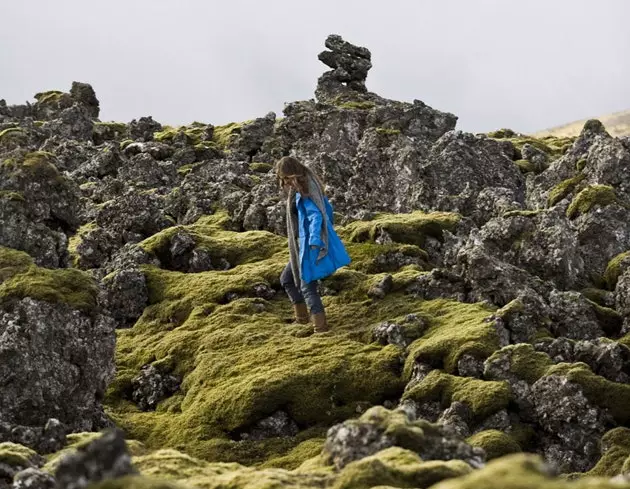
left=274, top=156, right=325, bottom=196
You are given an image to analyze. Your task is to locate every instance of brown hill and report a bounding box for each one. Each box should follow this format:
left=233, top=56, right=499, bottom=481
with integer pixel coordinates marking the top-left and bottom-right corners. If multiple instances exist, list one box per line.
left=535, top=109, right=630, bottom=138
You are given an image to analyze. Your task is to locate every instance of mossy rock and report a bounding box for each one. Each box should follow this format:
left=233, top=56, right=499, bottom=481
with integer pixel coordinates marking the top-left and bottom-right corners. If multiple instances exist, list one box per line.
left=34, top=90, right=65, bottom=105
left=249, top=162, right=274, bottom=174
left=375, top=128, right=401, bottom=136
left=0, top=126, right=26, bottom=142
left=484, top=344, right=553, bottom=384
left=487, top=129, right=516, bottom=139
left=403, top=370, right=510, bottom=419
left=515, top=159, right=537, bottom=174
left=566, top=185, right=618, bottom=219
left=139, top=213, right=286, bottom=270
left=332, top=447, right=471, bottom=489
left=547, top=362, right=630, bottom=424
left=340, top=211, right=460, bottom=248
left=0, top=246, right=99, bottom=311
left=0, top=442, right=39, bottom=468
left=154, top=122, right=215, bottom=147
left=338, top=100, right=376, bottom=110
left=586, top=427, right=630, bottom=477
left=547, top=173, right=586, bottom=207
left=430, top=453, right=629, bottom=489
left=502, top=209, right=543, bottom=218
left=604, top=251, right=630, bottom=289
left=213, top=121, right=249, bottom=149
left=466, top=430, right=521, bottom=460
left=402, top=299, right=499, bottom=375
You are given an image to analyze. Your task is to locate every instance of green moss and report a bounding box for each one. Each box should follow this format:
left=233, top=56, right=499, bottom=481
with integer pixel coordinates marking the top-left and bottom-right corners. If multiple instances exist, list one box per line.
left=375, top=128, right=401, bottom=136
left=0, top=246, right=98, bottom=311
left=338, top=100, right=376, bottom=110
left=566, top=185, right=617, bottom=219
left=333, top=447, right=471, bottom=489
left=345, top=242, right=428, bottom=274
left=430, top=453, right=626, bottom=489
left=580, top=287, right=611, bottom=305
left=502, top=209, right=543, bottom=218
left=249, top=162, right=273, bottom=174
left=139, top=215, right=286, bottom=269
left=154, top=123, right=215, bottom=147
left=340, top=211, right=460, bottom=248
left=515, top=159, right=537, bottom=174
left=484, top=344, right=553, bottom=384
left=0, top=127, right=25, bottom=140
left=34, top=90, right=64, bottom=104
left=586, top=428, right=630, bottom=477
left=0, top=246, right=34, bottom=283
left=547, top=173, right=586, bottom=207
left=95, top=121, right=128, bottom=137
left=0, top=442, right=38, bottom=467
left=90, top=477, right=184, bottom=489
left=547, top=363, right=630, bottom=424
left=0, top=190, right=25, bottom=202
left=487, top=131, right=574, bottom=161
left=487, top=129, right=516, bottom=139
left=403, top=370, right=510, bottom=419
left=576, top=158, right=587, bottom=172
left=261, top=438, right=325, bottom=470
left=68, top=222, right=99, bottom=268
left=604, top=251, right=630, bottom=289
left=120, top=139, right=134, bottom=150
left=402, top=300, right=499, bottom=375
left=466, top=430, right=521, bottom=460
left=212, top=122, right=247, bottom=149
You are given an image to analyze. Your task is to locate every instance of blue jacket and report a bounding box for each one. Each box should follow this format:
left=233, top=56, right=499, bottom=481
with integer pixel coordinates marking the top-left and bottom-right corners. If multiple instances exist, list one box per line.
left=295, top=192, right=351, bottom=284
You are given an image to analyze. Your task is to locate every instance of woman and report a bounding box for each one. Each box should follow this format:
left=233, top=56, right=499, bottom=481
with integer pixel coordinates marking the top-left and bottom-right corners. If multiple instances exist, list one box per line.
left=275, top=156, right=351, bottom=333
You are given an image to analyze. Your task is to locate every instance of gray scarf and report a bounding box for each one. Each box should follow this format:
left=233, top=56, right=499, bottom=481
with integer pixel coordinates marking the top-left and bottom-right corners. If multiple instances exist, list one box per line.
left=286, top=174, right=329, bottom=284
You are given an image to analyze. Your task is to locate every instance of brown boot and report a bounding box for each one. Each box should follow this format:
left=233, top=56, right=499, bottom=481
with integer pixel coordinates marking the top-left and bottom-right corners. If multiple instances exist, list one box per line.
left=312, top=311, right=330, bottom=333
left=293, top=303, right=310, bottom=324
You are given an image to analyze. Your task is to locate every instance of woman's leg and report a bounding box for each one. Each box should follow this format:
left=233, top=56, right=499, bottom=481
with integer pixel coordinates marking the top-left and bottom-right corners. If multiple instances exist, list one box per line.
left=280, top=263, right=309, bottom=324
left=300, top=279, right=324, bottom=315
left=280, top=262, right=305, bottom=304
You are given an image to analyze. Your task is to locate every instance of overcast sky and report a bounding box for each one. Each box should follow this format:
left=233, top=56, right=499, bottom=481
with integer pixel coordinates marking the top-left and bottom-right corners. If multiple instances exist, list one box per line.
left=2, top=0, right=629, bottom=133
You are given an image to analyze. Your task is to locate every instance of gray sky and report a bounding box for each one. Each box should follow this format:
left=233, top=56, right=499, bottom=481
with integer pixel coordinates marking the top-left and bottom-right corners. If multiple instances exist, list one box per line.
left=2, top=0, right=629, bottom=134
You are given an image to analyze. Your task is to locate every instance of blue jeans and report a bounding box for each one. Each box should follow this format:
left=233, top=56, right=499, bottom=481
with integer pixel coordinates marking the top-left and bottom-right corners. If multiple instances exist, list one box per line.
left=280, top=262, right=324, bottom=315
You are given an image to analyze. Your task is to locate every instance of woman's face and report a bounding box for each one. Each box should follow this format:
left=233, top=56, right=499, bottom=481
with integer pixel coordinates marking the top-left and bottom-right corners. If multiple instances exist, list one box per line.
left=279, top=175, right=297, bottom=192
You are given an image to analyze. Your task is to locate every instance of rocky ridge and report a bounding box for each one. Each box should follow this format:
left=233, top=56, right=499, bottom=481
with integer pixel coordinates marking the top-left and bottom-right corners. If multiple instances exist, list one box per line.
left=2, top=34, right=630, bottom=488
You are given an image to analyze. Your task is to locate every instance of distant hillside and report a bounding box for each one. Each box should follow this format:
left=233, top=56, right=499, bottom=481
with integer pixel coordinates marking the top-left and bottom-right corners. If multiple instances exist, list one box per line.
left=535, top=109, right=630, bottom=138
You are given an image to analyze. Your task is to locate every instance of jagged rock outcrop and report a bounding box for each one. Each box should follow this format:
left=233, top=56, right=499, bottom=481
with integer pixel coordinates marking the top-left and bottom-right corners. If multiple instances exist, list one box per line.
left=0, top=298, right=115, bottom=433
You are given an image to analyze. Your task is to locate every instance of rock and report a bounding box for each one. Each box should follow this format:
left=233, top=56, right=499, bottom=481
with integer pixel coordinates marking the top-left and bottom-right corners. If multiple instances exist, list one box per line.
left=12, top=468, right=56, bottom=489
left=324, top=406, right=485, bottom=470
left=252, top=283, right=276, bottom=301
left=0, top=298, right=115, bottom=432
left=547, top=290, right=604, bottom=340
left=316, top=34, right=372, bottom=103
left=130, top=365, right=180, bottom=411
left=534, top=337, right=630, bottom=383
left=372, top=314, right=427, bottom=348
left=53, top=429, right=137, bottom=489
left=239, top=411, right=299, bottom=441
left=457, top=354, right=485, bottom=378
left=117, top=152, right=178, bottom=189
left=69, top=82, right=100, bottom=119
left=437, top=402, right=473, bottom=438
left=367, top=274, right=393, bottom=299
left=0, top=419, right=67, bottom=455
left=128, top=116, right=162, bottom=141
left=531, top=375, right=610, bottom=472
left=521, top=143, right=549, bottom=172
left=98, top=268, right=148, bottom=328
